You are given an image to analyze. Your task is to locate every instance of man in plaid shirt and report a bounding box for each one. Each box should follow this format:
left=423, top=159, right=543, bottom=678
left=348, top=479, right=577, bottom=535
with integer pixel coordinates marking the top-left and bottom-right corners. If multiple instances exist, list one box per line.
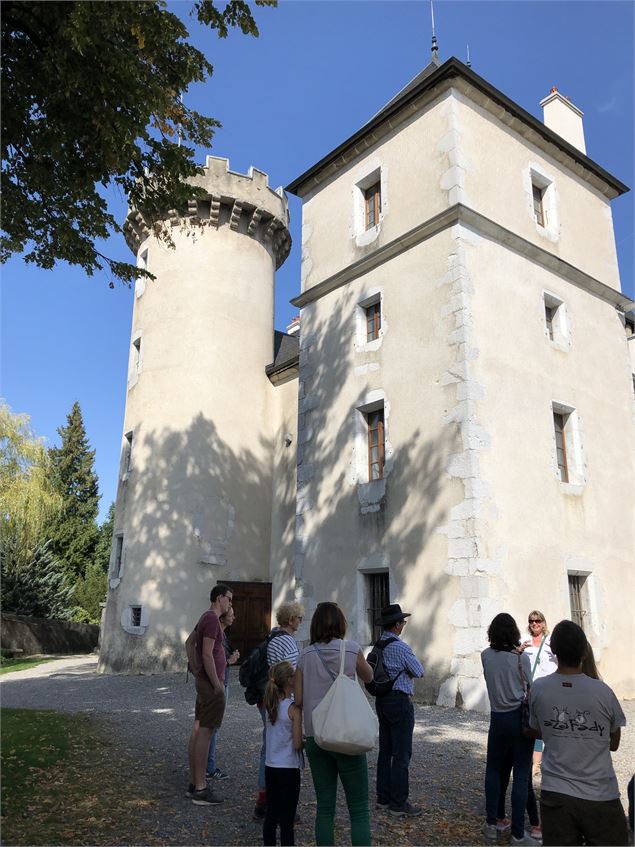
left=374, top=603, right=425, bottom=818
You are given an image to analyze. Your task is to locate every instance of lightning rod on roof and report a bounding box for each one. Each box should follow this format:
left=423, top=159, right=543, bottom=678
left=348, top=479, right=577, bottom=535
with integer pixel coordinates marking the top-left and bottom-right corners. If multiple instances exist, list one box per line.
left=430, top=0, right=439, bottom=63
left=466, top=44, right=472, bottom=68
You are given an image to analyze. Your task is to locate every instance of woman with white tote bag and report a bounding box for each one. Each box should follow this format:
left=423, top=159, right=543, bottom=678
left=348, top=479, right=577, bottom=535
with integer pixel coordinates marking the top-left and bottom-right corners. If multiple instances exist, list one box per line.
left=295, top=602, right=374, bottom=846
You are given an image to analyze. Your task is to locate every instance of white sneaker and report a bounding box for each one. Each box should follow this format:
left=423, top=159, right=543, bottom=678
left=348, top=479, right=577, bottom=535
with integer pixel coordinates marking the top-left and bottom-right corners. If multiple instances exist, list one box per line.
left=511, top=834, right=541, bottom=846
left=482, top=822, right=498, bottom=843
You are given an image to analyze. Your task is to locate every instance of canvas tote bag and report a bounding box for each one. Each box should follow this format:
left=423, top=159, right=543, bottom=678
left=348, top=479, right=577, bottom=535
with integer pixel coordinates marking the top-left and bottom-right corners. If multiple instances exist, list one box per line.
left=312, top=639, right=379, bottom=755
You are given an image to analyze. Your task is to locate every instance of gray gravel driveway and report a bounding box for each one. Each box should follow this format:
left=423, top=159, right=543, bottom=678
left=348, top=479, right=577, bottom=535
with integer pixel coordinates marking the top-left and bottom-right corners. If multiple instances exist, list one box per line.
left=1, top=656, right=633, bottom=845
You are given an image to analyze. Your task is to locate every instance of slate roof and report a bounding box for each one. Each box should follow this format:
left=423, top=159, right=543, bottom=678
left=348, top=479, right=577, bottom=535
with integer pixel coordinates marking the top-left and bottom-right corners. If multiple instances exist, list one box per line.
left=265, top=330, right=299, bottom=378
left=286, top=56, right=628, bottom=199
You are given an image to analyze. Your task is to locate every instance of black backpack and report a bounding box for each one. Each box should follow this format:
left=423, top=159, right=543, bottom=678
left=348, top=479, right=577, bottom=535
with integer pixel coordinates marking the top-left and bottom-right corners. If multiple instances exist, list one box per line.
left=365, top=636, right=400, bottom=697
left=239, top=630, right=286, bottom=705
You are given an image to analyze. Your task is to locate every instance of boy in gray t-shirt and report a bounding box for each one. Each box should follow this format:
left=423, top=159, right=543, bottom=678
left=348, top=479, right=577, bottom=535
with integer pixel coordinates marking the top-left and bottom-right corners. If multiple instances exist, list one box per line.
left=528, top=620, right=628, bottom=846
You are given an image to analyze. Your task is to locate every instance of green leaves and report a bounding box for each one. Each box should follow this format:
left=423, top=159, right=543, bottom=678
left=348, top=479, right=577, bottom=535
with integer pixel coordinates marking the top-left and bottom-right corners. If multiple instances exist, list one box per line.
left=1, top=1, right=276, bottom=284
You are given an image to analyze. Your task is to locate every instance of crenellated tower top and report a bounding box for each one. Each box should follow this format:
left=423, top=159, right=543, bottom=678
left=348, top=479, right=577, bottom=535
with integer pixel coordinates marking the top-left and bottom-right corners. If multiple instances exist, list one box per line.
left=123, top=156, right=292, bottom=269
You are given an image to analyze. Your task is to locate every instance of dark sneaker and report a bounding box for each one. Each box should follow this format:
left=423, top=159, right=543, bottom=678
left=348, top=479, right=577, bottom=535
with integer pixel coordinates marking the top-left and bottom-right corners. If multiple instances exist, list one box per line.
left=185, top=783, right=195, bottom=798
left=208, top=768, right=228, bottom=780
left=253, top=802, right=267, bottom=820
left=376, top=800, right=390, bottom=811
left=192, top=786, right=223, bottom=806
left=388, top=802, right=422, bottom=818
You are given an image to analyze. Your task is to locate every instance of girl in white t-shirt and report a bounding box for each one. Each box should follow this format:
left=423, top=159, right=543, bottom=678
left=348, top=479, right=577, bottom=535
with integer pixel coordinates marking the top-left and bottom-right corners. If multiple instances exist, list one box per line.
left=262, top=661, right=303, bottom=846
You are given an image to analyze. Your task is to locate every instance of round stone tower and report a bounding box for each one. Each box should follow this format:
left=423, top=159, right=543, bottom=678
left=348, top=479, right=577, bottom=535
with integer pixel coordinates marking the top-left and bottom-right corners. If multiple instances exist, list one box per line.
left=99, top=156, right=291, bottom=673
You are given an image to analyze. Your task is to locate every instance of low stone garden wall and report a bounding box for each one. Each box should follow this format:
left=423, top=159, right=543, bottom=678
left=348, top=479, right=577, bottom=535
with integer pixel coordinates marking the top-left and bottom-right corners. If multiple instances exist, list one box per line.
left=1, top=613, right=99, bottom=656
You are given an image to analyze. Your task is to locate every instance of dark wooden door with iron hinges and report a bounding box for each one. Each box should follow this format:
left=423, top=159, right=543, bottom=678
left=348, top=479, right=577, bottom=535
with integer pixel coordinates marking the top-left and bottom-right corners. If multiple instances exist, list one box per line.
left=223, top=581, right=272, bottom=662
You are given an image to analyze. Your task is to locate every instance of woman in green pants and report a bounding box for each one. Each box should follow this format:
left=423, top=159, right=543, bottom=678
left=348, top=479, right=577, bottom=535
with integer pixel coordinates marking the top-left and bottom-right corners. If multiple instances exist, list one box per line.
left=295, top=602, right=374, bottom=846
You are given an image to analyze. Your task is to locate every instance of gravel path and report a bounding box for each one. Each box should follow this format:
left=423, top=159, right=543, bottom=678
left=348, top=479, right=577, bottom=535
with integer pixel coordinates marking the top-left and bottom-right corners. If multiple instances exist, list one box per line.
left=2, top=656, right=633, bottom=845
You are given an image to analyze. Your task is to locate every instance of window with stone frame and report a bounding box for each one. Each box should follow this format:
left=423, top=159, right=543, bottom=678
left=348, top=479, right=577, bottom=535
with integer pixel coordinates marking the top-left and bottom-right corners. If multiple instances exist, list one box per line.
left=366, top=572, right=389, bottom=643
left=365, top=300, right=381, bottom=342
left=533, top=183, right=545, bottom=227
left=124, top=431, right=133, bottom=473
left=568, top=573, right=590, bottom=631
left=366, top=407, right=385, bottom=481
left=364, top=182, right=381, bottom=230
left=113, top=534, right=124, bottom=577
left=553, top=410, right=569, bottom=482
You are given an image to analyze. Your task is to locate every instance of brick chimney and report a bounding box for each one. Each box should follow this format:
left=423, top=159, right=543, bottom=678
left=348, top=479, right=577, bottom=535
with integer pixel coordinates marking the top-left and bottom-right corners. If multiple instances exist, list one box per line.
left=540, top=87, right=586, bottom=154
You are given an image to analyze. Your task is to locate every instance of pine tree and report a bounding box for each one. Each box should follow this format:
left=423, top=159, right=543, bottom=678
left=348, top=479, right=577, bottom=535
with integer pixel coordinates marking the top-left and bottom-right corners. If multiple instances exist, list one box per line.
left=48, top=402, right=100, bottom=579
left=94, top=502, right=115, bottom=573
left=1, top=538, right=75, bottom=620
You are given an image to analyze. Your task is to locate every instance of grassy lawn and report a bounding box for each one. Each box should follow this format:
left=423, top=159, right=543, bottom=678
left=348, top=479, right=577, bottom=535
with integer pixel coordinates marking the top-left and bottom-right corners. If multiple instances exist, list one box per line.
left=0, top=656, right=56, bottom=675
left=1, top=708, right=153, bottom=845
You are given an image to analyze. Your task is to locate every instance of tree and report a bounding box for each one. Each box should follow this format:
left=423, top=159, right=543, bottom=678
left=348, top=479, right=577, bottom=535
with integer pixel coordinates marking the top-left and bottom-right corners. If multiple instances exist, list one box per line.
left=95, top=502, right=115, bottom=573
left=0, top=402, right=61, bottom=572
left=70, top=561, right=107, bottom=625
left=1, top=539, right=75, bottom=620
left=48, top=402, right=100, bottom=579
left=1, top=0, right=275, bottom=284
left=0, top=404, right=73, bottom=619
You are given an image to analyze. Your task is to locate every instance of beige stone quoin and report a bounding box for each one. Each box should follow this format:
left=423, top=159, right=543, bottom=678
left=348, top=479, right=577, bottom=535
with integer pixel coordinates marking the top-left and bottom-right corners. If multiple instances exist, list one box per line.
left=99, top=59, right=634, bottom=709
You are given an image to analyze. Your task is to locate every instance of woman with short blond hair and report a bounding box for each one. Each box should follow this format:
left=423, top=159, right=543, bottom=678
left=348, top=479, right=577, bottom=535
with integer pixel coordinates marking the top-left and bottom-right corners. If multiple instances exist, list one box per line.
left=276, top=601, right=305, bottom=629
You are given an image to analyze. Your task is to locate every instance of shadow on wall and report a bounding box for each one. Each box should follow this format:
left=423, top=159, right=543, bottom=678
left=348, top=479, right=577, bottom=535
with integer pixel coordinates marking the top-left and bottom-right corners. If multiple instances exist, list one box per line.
left=100, top=413, right=286, bottom=673
left=290, top=289, right=459, bottom=702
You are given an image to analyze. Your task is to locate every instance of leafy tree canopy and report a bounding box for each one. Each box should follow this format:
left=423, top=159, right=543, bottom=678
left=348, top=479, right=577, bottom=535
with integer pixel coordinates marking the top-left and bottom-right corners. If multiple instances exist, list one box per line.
left=48, top=402, right=100, bottom=578
left=0, top=402, right=62, bottom=572
left=1, top=0, right=275, bottom=285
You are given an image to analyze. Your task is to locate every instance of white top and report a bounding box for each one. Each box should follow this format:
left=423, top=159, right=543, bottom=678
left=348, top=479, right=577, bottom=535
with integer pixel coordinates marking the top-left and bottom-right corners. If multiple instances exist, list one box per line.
left=529, top=673, right=626, bottom=801
left=265, top=696, right=301, bottom=769
left=267, top=630, right=300, bottom=669
left=481, top=648, right=531, bottom=712
left=523, top=635, right=557, bottom=681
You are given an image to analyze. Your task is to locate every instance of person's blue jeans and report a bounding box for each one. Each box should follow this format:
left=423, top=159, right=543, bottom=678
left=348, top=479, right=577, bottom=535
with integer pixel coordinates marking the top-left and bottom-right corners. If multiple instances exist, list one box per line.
left=485, top=707, right=533, bottom=839
left=258, top=702, right=267, bottom=790
left=376, top=691, right=415, bottom=810
left=206, top=683, right=229, bottom=775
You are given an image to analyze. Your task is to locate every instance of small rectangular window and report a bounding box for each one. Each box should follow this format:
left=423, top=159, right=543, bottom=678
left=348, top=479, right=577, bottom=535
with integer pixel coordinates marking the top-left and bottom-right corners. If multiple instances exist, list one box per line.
left=553, top=411, right=569, bottom=482
left=543, top=292, right=568, bottom=347
left=367, top=407, right=385, bottom=481
left=364, top=182, right=381, bottom=230
left=533, top=183, right=545, bottom=227
left=366, top=572, right=389, bottom=643
left=366, top=301, right=381, bottom=342
left=545, top=304, right=555, bottom=340
left=124, top=431, right=133, bottom=473
left=568, top=574, right=588, bottom=631
left=133, top=337, right=141, bottom=373
left=114, top=535, right=124, bottom=576
left=130, top=606, right=142, bottom=627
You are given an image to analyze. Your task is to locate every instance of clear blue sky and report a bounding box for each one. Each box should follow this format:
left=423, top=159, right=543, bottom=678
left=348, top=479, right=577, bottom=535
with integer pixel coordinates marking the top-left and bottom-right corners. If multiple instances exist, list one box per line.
left=2, top=1, right=633, bottom=522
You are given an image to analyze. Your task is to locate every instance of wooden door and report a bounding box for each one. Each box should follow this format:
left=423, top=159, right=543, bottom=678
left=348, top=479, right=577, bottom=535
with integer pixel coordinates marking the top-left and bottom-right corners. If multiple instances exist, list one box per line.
left=223, top=581, right=272, bottom=661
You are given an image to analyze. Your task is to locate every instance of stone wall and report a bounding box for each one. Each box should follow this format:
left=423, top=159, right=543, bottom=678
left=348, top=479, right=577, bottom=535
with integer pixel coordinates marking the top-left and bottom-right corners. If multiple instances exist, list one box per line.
left=1, top=613, right=99, bottom=656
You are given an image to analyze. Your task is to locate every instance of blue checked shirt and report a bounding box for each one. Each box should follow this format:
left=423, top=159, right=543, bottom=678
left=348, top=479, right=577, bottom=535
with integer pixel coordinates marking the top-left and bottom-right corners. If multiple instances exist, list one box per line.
left=379, top=632, right=425, bottom=696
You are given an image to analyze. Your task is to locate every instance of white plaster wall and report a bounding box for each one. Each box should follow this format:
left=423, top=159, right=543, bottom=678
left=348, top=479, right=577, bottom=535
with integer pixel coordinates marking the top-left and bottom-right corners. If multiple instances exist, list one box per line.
left=453, top=93, right=622, bottom=290
left=300, top=96, right=450, bottom=291
left=269, top=377, right=300, bottom=611
left=299, top=86, right=622, bottom=301
left=294, top=232, right=465, bottom=700
left=466, top=235, right=635, bottom=699
left=100, top=221, right=279, bottom=673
